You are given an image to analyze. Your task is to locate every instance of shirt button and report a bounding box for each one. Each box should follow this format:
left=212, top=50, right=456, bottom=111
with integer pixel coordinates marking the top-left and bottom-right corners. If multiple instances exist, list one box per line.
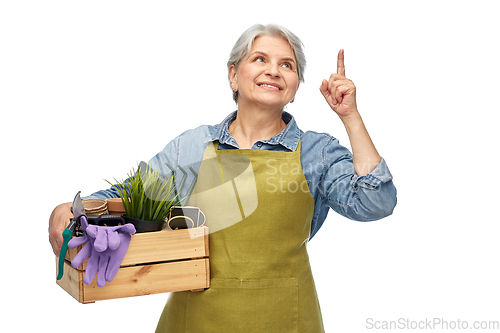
left=257, top=142, right=263, bottom=148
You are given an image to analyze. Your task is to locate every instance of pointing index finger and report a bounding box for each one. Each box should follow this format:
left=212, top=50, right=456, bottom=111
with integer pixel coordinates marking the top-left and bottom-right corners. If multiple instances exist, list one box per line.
left=337, top=49, right=345, bottom=76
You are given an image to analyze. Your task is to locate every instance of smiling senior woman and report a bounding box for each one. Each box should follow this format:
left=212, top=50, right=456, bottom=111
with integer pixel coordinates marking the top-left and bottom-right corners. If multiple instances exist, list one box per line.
left=49, top=24, right=396, bottom=332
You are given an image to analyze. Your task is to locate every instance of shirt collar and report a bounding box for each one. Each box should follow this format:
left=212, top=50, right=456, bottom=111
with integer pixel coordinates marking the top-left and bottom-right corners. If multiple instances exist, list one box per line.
left=207, top=110, right=301, bottom=151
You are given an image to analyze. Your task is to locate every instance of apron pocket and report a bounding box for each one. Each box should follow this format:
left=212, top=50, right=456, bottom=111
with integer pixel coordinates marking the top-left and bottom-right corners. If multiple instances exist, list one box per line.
left=186, top=278, right=298, bottom=333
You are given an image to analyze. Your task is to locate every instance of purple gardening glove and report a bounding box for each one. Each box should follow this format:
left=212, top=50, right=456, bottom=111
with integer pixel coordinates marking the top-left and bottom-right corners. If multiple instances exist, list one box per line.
left=68, top=217, right=136, bottom=287
left=68, top=216, right=91, bottom=266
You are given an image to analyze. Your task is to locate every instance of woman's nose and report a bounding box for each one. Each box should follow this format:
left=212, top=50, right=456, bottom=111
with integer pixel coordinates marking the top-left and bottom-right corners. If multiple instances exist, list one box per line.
left=265, top=63, right=280, bottom=77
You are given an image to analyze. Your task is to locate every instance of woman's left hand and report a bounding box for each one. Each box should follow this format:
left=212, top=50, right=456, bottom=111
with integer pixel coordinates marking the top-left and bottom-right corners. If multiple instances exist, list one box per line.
left=319, top=49, right=358, bottom=118
left=320, top=49, right=381, bottom=176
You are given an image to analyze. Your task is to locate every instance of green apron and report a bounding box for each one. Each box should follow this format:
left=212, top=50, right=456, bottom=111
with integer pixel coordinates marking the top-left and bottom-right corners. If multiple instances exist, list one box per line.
left=156, top=140, right=324, bottom=332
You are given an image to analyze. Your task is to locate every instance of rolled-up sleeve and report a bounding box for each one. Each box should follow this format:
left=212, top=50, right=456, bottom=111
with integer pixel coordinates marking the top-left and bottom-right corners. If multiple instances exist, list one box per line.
left=321, top=138, right=397, bottom=222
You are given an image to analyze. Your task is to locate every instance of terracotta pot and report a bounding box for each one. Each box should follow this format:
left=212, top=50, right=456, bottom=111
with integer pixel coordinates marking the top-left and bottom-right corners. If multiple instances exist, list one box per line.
left=106, top=198, right=126, bottom=215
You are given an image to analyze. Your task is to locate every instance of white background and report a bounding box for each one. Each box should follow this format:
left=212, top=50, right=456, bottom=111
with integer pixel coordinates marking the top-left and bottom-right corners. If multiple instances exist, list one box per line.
left=1, top=1, right=499, bottom=332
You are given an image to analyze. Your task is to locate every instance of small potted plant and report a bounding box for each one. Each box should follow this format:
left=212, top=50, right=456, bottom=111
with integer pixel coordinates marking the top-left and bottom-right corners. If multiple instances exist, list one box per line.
left=106, top=161, right=195, bottom=232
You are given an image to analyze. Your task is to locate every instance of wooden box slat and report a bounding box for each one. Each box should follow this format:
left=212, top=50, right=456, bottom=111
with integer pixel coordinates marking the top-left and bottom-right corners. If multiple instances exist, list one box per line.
left=67, top=226, right=208, bottom=270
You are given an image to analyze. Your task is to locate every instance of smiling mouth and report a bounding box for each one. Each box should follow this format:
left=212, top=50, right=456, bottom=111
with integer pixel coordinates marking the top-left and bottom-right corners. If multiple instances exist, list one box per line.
left=258, top=83, right=282, bottom=91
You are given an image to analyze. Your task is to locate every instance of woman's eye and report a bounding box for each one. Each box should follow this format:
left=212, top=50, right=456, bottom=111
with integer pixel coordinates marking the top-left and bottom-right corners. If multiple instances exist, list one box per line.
left=255, top=56, right=265, bottom=63
left=282, top=62, right=292, bottom=69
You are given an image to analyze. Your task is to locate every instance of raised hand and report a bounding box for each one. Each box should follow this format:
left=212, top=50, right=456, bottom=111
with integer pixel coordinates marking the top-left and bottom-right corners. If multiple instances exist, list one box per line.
left=319, top=49, right=381, bottom=176
left=319, top=49, right=357, bottom=118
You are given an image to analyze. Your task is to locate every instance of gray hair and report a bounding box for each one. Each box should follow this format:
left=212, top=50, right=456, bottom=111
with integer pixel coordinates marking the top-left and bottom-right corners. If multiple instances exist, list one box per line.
left=227, top=24, right=306, bottom=103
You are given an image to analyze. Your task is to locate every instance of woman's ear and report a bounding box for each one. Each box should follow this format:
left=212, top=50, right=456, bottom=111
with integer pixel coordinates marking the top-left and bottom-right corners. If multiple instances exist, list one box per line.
left=229, top=65, right=238, bottom=91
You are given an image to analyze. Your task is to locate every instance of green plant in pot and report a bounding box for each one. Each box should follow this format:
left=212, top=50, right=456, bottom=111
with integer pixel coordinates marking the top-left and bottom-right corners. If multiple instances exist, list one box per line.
left=106, top=161, right=196, bottom=232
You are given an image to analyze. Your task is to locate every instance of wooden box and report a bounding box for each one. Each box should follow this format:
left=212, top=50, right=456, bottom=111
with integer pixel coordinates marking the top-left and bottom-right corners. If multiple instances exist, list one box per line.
left=56, top=226, right=209, bottom=303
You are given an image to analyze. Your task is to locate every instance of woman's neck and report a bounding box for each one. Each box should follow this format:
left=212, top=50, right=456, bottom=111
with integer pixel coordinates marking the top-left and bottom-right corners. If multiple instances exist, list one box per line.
left=228, top=108, right=286, bottom=149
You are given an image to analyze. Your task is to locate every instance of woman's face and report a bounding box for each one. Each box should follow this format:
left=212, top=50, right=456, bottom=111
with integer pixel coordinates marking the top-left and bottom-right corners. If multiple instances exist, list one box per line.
left=230, top=35, right=299, bottom=111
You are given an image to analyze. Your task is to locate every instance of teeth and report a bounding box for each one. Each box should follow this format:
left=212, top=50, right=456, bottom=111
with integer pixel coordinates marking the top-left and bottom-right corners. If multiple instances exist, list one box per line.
left=260, top=84, right=280, bottom=90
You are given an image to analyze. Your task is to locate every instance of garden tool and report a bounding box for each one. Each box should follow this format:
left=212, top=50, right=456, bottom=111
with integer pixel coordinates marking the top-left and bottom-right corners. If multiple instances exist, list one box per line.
left=57, top=191, right=85, bottom=280
left=57, top=192, right=127, bottom=280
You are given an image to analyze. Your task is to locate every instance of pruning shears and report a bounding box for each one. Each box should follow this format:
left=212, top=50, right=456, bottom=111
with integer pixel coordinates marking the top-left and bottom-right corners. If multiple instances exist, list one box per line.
left=57, top=191, right=86, bottom=280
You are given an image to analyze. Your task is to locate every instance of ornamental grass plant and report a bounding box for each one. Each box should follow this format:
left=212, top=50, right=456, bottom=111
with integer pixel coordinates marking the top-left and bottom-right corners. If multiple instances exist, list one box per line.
left=107, top=162, right=180, bottom=223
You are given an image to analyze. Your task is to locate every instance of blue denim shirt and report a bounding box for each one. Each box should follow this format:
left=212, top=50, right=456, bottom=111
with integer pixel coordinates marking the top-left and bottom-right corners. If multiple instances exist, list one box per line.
left=88, top=111, right=397, bottom=240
